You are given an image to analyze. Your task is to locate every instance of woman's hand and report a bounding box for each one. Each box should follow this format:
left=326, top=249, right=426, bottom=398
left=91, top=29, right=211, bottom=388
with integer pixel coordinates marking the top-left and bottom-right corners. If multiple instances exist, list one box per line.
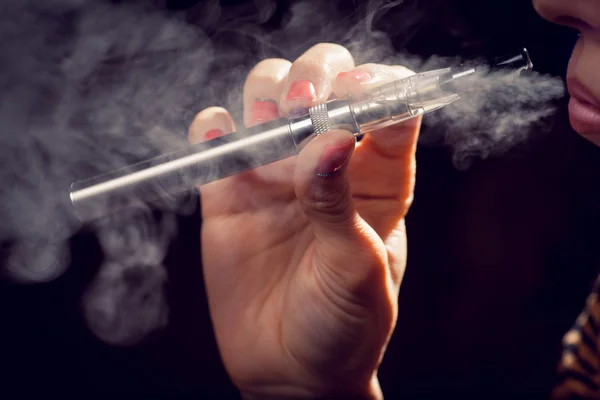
left=189, top=43, right=421, bottom=399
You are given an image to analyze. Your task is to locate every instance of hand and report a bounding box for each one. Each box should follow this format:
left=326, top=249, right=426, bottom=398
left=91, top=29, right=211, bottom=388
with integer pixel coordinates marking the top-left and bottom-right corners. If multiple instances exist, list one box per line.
left=189, top=43, right=421, bottom=399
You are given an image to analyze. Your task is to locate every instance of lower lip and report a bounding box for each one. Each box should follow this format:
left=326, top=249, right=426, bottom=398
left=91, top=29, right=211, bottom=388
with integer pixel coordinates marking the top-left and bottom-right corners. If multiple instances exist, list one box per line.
left=568, top=96, right=600, bottom=136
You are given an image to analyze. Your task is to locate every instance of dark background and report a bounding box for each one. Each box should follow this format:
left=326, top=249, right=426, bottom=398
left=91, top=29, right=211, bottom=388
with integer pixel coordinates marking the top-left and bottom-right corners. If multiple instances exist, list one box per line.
left=2, top=0, right=600, bottom=398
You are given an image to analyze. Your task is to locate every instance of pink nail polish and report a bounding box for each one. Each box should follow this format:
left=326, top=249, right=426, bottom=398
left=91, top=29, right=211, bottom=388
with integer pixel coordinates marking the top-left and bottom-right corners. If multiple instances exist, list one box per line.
left=337, top=70, right=372, bottom=82
left=251, top=100, right=279, bottom=124
left=204, top=129, right=224, bottom=140
left=286, top=80, right=317, bottom=101
left=315, top=139, right=355, bottom=176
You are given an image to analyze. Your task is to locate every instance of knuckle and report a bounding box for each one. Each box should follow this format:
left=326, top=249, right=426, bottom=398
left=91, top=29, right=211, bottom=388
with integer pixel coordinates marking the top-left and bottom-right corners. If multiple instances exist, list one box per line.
left=361, top=64, right=415, bottom=81
left=356, top=62, right=378, bottom=70
left=305, top=182, right=352, bottom=219
left=390, top=65, right=416, bottom=78
left=196, top=106, right=229, bottom=118
left=189, top=106, right=233, bottom=136
left=191, top=106, right=229, bottom=126
left=307, top=42, right=352, bottom=58
left=289, top=57, right=333, bottom=78
left=294, top=43, right=354, bottom=73
left=244, top=59, right=291, bottom=88
left=313, top=190, right=347, bottom=214
left=243, top=75, right=280, bottom=99
left=247, top=58, right=291, bottom=77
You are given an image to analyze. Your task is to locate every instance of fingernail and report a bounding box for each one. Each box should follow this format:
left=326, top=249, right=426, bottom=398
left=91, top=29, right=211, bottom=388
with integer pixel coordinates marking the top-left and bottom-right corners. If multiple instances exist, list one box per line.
left=286, top=80, right=317, bottom=101
left=251, top=99, right=279, bottom=124
left=315, top=139, right=355, bottom=176
left=204, top=129, right=224, bottom=140
left=337, top=70, right=372, bottom=82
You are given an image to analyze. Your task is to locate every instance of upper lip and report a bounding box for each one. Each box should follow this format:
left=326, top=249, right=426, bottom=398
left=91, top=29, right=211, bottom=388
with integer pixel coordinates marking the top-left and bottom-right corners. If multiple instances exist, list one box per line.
left=567, top=78, right=600, bottom=109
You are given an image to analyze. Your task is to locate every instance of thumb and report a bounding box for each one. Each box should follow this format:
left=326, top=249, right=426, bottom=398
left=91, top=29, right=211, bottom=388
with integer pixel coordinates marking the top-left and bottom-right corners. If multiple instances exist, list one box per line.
left=294, top=130, right=371, bottom=261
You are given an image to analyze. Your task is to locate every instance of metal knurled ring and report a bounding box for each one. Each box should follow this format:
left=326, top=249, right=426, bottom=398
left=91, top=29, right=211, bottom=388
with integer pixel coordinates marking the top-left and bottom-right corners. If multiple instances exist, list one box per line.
left=309, top=103, right=331, bottom=135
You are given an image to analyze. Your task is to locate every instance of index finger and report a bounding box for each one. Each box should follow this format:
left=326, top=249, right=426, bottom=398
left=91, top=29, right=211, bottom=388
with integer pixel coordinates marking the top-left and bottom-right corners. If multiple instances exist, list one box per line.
left=334, top=64, right=423, bottom=232
left=333, top=63, right=421, bottom=158
left=278, top=43, right=355, bottom=116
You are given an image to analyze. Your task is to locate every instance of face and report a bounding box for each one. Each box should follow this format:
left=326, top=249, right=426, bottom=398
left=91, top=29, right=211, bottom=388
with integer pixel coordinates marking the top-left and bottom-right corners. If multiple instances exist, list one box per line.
left=533, top=0, right=600, bottom=145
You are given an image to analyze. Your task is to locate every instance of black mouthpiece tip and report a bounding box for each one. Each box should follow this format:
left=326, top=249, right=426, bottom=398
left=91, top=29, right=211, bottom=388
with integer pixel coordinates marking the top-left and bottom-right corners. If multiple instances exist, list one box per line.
left=491, top=47, right=534, bottom=74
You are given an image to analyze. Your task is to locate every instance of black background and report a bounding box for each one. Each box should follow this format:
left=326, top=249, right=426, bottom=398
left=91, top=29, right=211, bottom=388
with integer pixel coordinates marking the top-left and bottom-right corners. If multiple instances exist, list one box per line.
left=2, top=0, right=600, bottom=398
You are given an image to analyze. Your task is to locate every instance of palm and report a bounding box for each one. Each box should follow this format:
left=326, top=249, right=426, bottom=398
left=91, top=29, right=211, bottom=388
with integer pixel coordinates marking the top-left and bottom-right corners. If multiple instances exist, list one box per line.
left=200, top=123, right=416, bottom=392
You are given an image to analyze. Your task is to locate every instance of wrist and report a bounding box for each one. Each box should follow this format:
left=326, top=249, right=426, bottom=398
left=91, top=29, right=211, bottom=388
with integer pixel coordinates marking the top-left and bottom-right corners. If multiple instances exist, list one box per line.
left=240, top=375, right=383, bottom=400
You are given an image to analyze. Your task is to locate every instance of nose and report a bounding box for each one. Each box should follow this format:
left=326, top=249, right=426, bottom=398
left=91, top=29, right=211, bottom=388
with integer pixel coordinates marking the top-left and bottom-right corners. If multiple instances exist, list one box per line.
left=533, top=0, right=600, bottom=31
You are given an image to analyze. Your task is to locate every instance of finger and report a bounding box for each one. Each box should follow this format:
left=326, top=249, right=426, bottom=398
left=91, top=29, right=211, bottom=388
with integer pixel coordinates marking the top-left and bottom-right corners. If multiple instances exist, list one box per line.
left=348, top=118, right=420, bottom=237
left=332, top=63, right=415, bottom=97
left=279, top=43, right=355, bottom=116
left=242, top=58, right=296, bottom=185
left=294, top=129, right=388, bottom=296
left=331, top=65, right=422, bottom=233
left=294, top=129, right=358, bottom=243
left=243, top=58, right=291, bottom=127
left=332, top=63, right=421, bottom=159
left=189, top=106, right=235, bottom=144
left=188, top=106, right=239, bottom=215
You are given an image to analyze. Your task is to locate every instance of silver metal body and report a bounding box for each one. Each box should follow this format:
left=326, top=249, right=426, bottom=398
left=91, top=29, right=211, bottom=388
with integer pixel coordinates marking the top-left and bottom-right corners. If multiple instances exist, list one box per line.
left=70, top=67, right=473, bottom=222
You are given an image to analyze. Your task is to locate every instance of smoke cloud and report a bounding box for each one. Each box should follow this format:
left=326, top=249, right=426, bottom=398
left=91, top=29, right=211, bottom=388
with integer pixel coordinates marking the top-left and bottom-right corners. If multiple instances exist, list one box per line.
left=0, top=0, right=566, bottom=344
left=0, top=0, right=216, bottom=343
left=428, top=67, right=566, bottom=169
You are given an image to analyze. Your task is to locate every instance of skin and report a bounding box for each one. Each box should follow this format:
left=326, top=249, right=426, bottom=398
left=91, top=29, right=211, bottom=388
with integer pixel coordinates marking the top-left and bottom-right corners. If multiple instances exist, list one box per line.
left=534, top=0, right=600, bottom=142
left=192, top=2, right=600, bottom=397
left=190, top=44, right=421, bottom=399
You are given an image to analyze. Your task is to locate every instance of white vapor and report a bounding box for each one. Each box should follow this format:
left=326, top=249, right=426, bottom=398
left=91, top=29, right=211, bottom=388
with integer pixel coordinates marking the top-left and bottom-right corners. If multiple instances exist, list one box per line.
left=0, top=0, right=565, bottom=345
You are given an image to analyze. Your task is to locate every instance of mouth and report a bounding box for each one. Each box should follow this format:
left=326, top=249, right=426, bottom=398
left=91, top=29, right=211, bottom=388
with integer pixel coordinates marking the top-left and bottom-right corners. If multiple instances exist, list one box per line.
left=567, top=78, right=600, bottom=136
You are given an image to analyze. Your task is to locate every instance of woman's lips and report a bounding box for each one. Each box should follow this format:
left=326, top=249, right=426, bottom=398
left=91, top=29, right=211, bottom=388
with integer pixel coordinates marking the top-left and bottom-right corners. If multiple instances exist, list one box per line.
left=567, top=78, right=600, bottom=136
